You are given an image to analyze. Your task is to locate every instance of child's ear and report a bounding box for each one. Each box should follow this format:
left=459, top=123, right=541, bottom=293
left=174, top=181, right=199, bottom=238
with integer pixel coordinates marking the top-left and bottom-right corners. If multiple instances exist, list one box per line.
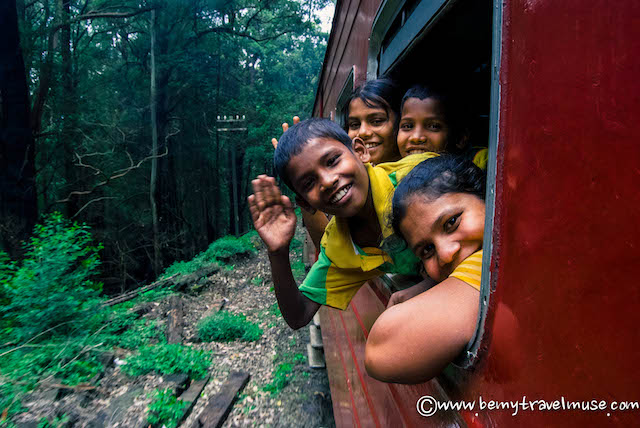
left=352, top=137, right=371, bottom=163
left=455, top=130, right=471, bottom=152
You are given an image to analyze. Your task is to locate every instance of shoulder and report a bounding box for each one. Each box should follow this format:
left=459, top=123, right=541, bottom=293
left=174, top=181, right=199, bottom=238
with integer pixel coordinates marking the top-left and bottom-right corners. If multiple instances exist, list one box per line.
left=449, top=250, right=483, bottom=290
left=471, top=148, right=488, bottom=170
left=374, top=153, right=440, bottom=185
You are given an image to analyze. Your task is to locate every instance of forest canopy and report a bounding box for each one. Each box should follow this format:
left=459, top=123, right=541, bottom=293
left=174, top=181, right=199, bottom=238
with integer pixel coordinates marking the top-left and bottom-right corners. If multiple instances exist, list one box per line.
left=1, top=0, right=332, bottom=293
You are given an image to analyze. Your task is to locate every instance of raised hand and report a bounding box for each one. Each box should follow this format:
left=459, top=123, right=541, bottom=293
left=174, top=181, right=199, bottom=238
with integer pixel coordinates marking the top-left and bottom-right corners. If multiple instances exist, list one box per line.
left=248, top=175, right=297, bottom=253
left=271, top=116, right=300, bottom=149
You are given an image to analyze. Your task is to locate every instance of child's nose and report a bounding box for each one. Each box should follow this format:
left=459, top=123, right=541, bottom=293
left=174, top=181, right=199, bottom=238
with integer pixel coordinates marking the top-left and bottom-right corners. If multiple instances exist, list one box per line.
left=409, top=127, right=426, bottom=143
left=437, top=240, right=460, bottom=267
left=358, top=123, right=373, bottom=138
left=319, top=172, right=338, bottom=190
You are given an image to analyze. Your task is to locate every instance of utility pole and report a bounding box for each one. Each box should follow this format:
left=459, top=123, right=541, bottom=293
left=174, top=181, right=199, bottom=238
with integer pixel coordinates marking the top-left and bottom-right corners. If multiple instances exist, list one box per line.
left=216, top=115, right=247, bottom=236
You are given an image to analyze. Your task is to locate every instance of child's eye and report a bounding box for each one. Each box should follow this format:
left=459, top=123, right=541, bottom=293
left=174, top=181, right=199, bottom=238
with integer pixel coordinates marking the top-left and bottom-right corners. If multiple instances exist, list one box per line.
left=427, top=122, right=444, bottom=131
left=327, top=154, right=340, bottom=166
left=400, top=122, right=413, bottom=131
left=444, top=214, right=461, bottom=232
left=420, top=244, right=435, bottom=260
left=370, top=117, right=387, bottom=126
left=301, top=178, right=315, bottom=192
left=348, top=120, right=360, bottom=130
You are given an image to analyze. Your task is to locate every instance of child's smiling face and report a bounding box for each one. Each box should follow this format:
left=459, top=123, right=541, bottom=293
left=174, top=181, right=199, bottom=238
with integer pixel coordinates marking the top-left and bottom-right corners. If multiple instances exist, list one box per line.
left=286, top=138, right=370, bottom=218
left=399, top=192, right=485, bottom=282
left=347, top=98, right=400, bottom=165
left=397, top=97, right=450, bottom=156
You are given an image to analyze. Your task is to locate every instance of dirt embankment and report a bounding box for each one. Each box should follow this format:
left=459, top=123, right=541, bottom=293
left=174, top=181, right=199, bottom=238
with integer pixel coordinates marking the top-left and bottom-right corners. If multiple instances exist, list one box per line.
left=15, top=230, right=334, bottom=428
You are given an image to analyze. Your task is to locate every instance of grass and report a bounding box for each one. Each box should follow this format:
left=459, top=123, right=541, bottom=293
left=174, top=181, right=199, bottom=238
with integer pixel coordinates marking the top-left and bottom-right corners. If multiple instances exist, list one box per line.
left=263, top=352, right=306, bottom=395
left=146, top=388, right=190, bottom=428
left=122, top=344, right=212, bottom=380
left=161, top=232, right=258, bottom=279
left=198, top=311, right=262, bottom=343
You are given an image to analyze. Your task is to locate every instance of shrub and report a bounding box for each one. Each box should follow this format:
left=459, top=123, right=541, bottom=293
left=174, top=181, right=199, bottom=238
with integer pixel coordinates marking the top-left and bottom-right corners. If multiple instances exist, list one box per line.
left=147, top=388, right=190, bottom=428
left=122, top=344, right=211, bottom=379
left=161, top=231, right=257, bottom=278
left=100, top=314, right=166, bottom=350
left=0, top=213, right=104, bottom=343
left=263, top=363, right=294, bottom=395
left=198, top=311, right=262, bottom=342
left=207, top=234, right=256, bottom=261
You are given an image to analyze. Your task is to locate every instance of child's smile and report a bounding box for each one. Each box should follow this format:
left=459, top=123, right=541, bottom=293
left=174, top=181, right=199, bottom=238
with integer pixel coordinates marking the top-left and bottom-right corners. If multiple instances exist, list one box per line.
left=400, top=192, right=485, bottom=282
left=286, top=138, right=370, bottom=217
left=397, top=97, right=450, bottom=157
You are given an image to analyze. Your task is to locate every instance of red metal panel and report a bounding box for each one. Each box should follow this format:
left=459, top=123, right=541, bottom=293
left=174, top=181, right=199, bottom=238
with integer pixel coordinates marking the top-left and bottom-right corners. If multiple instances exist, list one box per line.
left=313, top=0, right=382, bottom=117
left=320, top=285, right=468, bottom=428
left=316, top=1, right=640, bottom=426
left=463, top=0, right=640, bottom=426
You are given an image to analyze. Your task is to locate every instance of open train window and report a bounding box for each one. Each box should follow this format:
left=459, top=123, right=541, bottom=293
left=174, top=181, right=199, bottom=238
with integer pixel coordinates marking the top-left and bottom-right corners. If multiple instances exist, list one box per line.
left=368, top=0, right=501, bottom=367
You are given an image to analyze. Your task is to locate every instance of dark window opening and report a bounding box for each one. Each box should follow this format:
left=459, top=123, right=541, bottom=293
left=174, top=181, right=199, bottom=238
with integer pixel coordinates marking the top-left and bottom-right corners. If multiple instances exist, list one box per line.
left=384, top=0, right=493, bottom=149
left=370, top=0, right=498, bottom=368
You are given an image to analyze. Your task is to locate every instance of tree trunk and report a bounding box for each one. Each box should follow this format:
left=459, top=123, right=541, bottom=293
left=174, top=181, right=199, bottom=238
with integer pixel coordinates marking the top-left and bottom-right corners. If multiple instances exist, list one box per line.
left=149, top=8, right=161, bottom=276
left=0, top=0, right=38, bottom=256
left=59, top=0, right=78, bottom=217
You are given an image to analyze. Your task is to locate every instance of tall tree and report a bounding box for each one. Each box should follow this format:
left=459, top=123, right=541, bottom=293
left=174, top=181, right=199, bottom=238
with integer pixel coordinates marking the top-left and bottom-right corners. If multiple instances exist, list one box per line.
left=0, top=0, right=38, bottom=256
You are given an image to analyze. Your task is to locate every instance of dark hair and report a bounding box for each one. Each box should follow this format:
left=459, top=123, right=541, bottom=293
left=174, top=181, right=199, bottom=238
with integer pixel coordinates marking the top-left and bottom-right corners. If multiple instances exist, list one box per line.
left=400, top=84, right=469, bottom=154
left=391, top=154, right=486, bottom=239
left=274, top=118, right=352, bottom=190
left=342, top=77, right=402, bottom=130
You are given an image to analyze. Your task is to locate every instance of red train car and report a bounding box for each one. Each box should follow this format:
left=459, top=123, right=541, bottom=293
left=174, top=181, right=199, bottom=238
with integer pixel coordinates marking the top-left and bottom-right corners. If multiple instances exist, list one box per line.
left=312, top=0, right=640, bottom=426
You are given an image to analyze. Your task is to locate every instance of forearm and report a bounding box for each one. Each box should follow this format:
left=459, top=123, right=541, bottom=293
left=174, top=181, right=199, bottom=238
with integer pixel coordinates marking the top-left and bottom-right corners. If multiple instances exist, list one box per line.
left=268, top=249, right=321, bottom=329
left=365, top=278, right=479, bottom=384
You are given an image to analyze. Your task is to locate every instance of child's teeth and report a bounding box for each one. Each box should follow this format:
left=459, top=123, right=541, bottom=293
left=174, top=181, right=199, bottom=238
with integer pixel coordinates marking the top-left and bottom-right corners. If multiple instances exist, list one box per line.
left=331, top=185, right=351, bottom=203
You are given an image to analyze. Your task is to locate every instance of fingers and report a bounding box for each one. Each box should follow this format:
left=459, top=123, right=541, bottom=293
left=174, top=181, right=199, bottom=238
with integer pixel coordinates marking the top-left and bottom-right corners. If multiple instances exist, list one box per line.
left=263, top=176, right=280, bottom=206
left=281, top=194, right=293, bottom=210
left=247, top=194, right=260, bottom=225
left=272, top=116, right=299, bottom=149
left=251, top=175, right=282, bottom=211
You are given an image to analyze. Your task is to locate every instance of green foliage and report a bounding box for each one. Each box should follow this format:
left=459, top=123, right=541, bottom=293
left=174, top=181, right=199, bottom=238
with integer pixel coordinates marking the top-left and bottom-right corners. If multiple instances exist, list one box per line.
left=146, top=388, right=190, bottom=428
left=198, top=311, right=262, bottom=343
left=162, top=232, right=257, bottom=278
left=0, top=213, right=104, bottom=343
left=207, top=234, right=257, bottom=261
left=122, top=344, right=211, bottom=380
left=263, top=350, right=306, bottom=394
left=250, top=275, right=263, bottom=286
left=0, top=381, right=28, bottom=423
left=37, top=413, right=70, bottom=427
left=263, top=363, right=294, bottom=395
left=269, top=303, right=282, bottom=318
left=100, top=313, right=165, bottom=350
left=0, top=336, right=104, bottom=422
left=291, top=260, right=306, bottom=281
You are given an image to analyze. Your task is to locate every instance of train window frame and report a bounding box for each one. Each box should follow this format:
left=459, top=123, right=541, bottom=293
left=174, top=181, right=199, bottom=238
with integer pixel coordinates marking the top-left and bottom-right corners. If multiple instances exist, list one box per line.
left=334, top=66, right=356, bottom=128
left=367, top=0, right=456, bottom=79
left=367, top=0, right=503, bottom=368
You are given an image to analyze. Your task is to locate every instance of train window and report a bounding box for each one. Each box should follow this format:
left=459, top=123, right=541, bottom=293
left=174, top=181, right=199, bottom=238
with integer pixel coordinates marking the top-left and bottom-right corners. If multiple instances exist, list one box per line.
left=334, top=66, right=355, bottom=128
left=368, top=0, right=501, bottom=368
